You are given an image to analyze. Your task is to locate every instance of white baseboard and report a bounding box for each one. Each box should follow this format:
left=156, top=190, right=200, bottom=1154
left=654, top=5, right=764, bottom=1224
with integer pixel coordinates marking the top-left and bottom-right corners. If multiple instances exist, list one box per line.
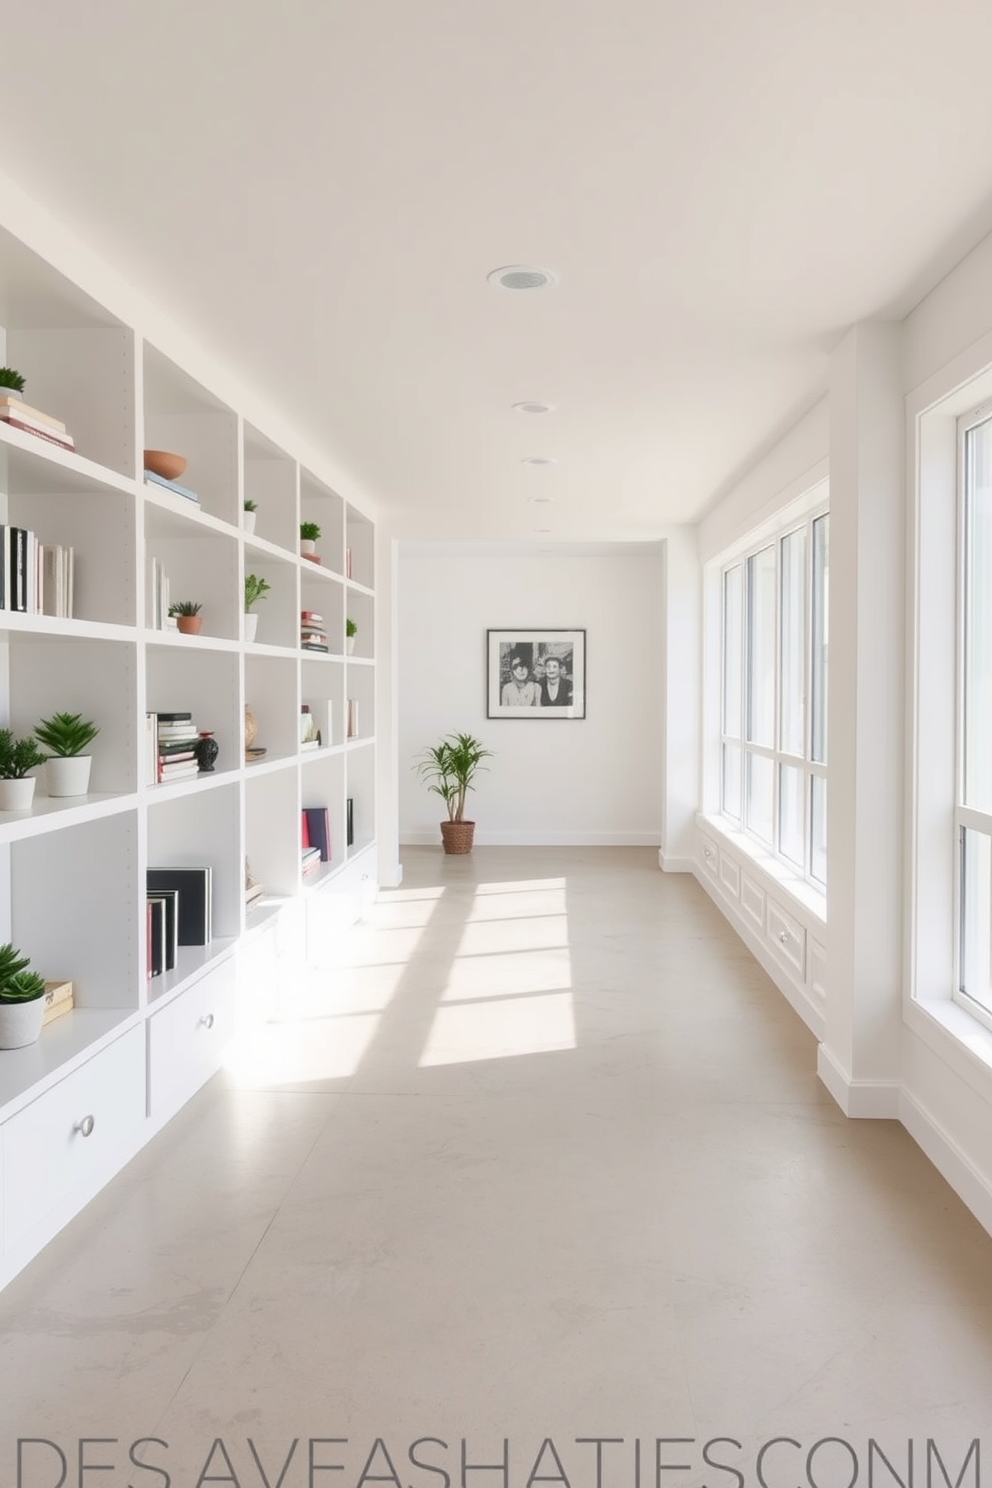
left=816, top=1043, right=901, bottom=1118
left=400, top=831, right=661, bottom=847
left=900, top=1086, right=992, bottom=1237
left=658, top=850, right=694, bottom=872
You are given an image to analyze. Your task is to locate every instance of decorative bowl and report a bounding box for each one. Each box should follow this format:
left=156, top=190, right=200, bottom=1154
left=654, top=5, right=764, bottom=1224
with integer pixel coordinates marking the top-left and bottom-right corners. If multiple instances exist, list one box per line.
left=144, top=449, right=187, bottom=481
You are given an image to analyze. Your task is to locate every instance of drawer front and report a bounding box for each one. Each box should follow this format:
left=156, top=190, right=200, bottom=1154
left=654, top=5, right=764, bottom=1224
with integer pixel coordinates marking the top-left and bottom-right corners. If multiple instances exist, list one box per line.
left=766, top=896, right=806, bottom=978
left=740, top=871, right=766, bottom=931
left=809, top=937, right=827, bottom=1001
left=3, top=1025, right=145, bottom=1251
left=699, top=830, right=719, bottom=878
left=148, top=960, right=236, bottom=1119
left=719, top=851, right=741, bottom=900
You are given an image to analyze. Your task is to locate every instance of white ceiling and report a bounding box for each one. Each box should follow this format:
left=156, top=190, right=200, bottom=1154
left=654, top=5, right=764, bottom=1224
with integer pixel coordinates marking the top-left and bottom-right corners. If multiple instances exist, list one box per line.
left=3, top=1, right=992, bottom=541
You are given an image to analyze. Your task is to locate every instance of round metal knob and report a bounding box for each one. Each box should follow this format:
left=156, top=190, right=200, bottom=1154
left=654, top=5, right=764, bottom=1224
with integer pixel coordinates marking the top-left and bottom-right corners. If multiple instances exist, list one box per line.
left=76, top=1115, right=95, bottom=1138
left=779, top=931, right=789, bottom=943
left=200, top=1013, right=215, bottom=1029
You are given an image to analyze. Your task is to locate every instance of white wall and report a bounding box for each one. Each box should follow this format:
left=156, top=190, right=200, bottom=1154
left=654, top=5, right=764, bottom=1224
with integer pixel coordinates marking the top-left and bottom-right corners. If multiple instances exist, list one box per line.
left=398, top=544, right=663, bottom=845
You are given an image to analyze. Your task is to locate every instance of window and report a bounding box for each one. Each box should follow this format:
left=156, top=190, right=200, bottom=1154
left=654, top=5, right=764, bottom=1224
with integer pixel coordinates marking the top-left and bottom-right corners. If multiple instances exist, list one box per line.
left=720, top=510, right=829, bottom=887
left=957, top=412, right=992, bottom=1025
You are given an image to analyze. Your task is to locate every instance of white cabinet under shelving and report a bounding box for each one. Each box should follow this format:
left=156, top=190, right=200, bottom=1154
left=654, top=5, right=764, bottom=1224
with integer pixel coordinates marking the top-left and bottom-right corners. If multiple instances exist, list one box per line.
left=0, top=210, right=380, bottom=1290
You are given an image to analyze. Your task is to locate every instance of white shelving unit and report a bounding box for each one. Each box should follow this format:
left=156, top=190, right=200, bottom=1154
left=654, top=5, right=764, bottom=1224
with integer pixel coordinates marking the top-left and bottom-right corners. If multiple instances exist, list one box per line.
left=0, top=216, right=379, bottom=1290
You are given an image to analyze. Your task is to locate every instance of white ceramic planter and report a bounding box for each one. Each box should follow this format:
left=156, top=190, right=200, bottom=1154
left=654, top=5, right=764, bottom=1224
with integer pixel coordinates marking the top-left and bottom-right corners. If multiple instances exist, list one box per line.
left=45, top=754, right=92, bottom=798
left=244, top=511, right=257, bottom=535
left=346, top=635, right=356, bottom=655
left=300, top=538, right=317, bottom=556
left=0, top=777, right=36, bottom=810
left=244, top=612, right=259, bottom=643
left=0, top=996, right=44, bottom=1049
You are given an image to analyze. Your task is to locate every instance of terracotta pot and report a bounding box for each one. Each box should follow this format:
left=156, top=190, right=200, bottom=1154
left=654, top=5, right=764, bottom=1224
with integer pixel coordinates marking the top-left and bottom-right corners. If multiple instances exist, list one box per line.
left=143, top=449, right=187, bottom=481
left=440, top=819, right=476, bottom=854
left=176, top=615, right=202, bottom=635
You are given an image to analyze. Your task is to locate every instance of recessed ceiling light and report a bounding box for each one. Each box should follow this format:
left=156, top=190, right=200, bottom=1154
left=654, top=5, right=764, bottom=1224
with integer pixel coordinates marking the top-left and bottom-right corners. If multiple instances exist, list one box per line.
left=487, top=265, right=558, bottom=291
left=528, top=495, right=554, bottom=504
left=536, top=528, right=552, bottom=535
left=521, top=456, right=556, bottom=466
left=512, top=401, right=555, bottom=415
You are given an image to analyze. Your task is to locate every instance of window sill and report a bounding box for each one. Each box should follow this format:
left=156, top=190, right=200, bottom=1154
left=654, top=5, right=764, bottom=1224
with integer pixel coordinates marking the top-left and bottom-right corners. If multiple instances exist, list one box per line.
left=697, top=811, right=827, bottom=927
left=907, top=995, right=992, bottom=1096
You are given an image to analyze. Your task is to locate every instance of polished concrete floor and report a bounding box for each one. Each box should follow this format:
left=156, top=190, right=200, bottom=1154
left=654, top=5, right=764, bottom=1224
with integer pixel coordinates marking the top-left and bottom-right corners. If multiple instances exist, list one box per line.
left=2, top=847, right=991, bottom=1485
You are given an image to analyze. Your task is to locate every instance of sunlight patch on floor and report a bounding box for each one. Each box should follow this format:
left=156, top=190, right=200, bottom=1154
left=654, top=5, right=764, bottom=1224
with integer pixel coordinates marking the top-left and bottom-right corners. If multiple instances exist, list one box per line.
left=225, top=1011, right=379, bottom=1086
left=419, top=990, right=576, bottom=1066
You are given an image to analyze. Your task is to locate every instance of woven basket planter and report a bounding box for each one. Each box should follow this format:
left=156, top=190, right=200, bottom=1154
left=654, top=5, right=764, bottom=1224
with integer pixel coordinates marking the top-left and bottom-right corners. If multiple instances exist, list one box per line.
left=440, top=820, right=476, bottom=854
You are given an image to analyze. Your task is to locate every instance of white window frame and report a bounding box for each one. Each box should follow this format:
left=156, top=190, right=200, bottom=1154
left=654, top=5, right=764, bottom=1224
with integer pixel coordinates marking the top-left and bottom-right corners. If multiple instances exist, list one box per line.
left=718, top=506, right=829, bottom=890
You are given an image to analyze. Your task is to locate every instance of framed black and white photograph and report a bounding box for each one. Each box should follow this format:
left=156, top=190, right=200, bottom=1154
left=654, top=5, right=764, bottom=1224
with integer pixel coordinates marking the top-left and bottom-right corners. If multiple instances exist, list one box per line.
left=486, top=629, right=586, bottom=719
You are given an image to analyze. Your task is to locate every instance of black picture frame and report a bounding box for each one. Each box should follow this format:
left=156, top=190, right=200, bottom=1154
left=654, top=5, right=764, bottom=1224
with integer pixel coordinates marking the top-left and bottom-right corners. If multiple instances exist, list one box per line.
left=486, top=629, right=586, bottom=719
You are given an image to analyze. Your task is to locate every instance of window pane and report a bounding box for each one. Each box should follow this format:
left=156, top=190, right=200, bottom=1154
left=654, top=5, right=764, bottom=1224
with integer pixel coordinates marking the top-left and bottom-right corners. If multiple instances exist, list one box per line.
left=746, top=545, right=776, bottom=747
left=746, top=751, right=774, bottom=846
left=779, top=528, right=807, bottom=757
left=723, top=565, right=743, bottom=739
left=964, top=423, right=992, bottom=812
left=811, top=514, right=829, bottom=766
left=722, top=742, right=741, bottom=820
left=961, top=827, right=992, bottom=1015
left=779, top=763, right=805, bottom=869
left=810, top=775, right=827, bottom=886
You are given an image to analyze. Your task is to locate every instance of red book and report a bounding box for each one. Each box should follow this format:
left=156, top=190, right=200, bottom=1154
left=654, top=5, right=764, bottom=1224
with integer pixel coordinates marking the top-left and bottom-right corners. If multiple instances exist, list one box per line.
left=0, top=415, right=74, bottom=451
left=301, top=811, right=311, bottom=848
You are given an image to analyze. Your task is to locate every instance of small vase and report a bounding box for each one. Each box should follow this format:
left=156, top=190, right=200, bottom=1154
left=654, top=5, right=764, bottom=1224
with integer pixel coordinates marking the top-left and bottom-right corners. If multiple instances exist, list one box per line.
left=0, top=997, right=44, bottom=1049
left=346, top=635, right=356, bottom=655
left=300, top=538, right=317, bottom=556
left=195, top=732, right=219, bottom=773
left=244, top=612, right=259, bottom=643
left=244, top=511, right=257, bottom=536
left=0, top=777, right=36, bottom=811
left=45, top=754, right=92, bottom=797
left=176, top=615, right=202, bottom=635
left=244, top=705, right=258, bottom=751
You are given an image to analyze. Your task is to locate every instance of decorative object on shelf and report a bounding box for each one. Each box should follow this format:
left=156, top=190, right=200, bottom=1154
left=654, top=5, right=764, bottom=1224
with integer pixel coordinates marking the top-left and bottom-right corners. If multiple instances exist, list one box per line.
left=346, top=617, right=357, bottom=655
left=0, top=366, right=25, bottom=397
left=245, top=858, right=263, bottom=906
left=300, top=520, right=321, bottom=559
left=0, top=943, right=48, bottom=1050
left=244, top=573, right=270, bottom=643
left=33, top=711, right=99, bottom=798
left=143, top=448, right=187, bottom=481
left=414, top=731, right=493, bottom=854
left=42, top=978, right=74, bottom=1027
left=194, top=731, right=219, bottom=773
left=345, top=546, right=352, bottom=579
left=301, top=609, right=328, bottom=652
left=168, top=600, right=203, bottom=636
left=0, top=729, right=47, bottom=811
left=486, top=628, right=587, bottom=719
left=243, top=498, right=257, bottom=536
left=244, top=705, right=258, bottom=754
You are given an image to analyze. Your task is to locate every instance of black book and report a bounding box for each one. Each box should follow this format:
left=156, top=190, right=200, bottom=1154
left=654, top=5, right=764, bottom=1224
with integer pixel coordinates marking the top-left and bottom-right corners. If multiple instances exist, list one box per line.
left=147, top=867, right=212, bottom=946
left=147, top=895, right=168, bottom=977
left=147, top=886, right=180, bottom=970
left=346, top=796, right=354, bottom=848
left=9, top=526, right=25, bottom=613
left=303, top=806, right=331, bottom=862
left=156, top=711, right=193, bottom=721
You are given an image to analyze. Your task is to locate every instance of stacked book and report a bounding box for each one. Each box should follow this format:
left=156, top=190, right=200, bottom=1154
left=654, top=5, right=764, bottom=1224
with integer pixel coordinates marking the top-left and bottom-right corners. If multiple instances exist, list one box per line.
left=144, top=469, right=200, bottom=505
left=145, top=711, right=201, bottom=785
left=0, top=525, right=75, bottom=615
left=0, top=394, right=74, bottom=453
left=301, top=610, right=329, bottom=652
left=301, top=806, right=330, bottom=877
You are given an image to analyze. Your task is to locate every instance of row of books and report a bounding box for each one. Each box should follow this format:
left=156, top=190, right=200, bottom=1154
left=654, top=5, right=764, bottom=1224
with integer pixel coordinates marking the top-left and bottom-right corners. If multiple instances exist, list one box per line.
left=147, top=557, right=179, bottom=631
left=301, top=805, right=331, bottom=863
left=0, top=393, right=75, bottom=453
left=144, top=711, right=203, bottom=786
left=0, top=525, right=75, bottom=616
left=301, top=609, right=328, bottom=652
left=147, top=866, right=213, bottom=977
left=144, top=469, right=200, bottom=505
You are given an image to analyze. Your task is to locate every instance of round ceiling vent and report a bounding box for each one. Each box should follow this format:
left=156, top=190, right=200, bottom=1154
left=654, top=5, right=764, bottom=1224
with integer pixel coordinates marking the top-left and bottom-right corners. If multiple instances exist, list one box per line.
left=512, top=401, right=555, bottom=415
left=487, top=266, right=558, bottom=291
left=521, top=456, right=556, bottom=466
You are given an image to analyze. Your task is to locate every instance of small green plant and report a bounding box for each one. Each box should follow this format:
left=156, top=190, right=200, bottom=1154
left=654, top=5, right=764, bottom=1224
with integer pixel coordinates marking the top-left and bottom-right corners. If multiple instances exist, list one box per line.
left=168, top=600, right=202, bottom=617
left=346, top=618, right=357, bottom=638
left=245, top=573, right=271, bottom=611
left=415, top=732, right=494, bottom=822
left=0, top=366, right=25, bottom=393
left=244, top=498, right=257, bottom=513
left=0, top=943, right=45, bottom=1004
left=300, top=521, right=321, bottom=542
left=34, top=712, right=99, bottom=758
left=0, top=730, right=47, bottom=780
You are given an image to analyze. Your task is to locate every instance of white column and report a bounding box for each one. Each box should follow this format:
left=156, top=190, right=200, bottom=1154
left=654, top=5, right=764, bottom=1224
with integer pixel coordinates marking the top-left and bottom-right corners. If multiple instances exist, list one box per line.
left=820, top=322, right=904, bottom=1115
left=659, top=526, right=701, bottom=870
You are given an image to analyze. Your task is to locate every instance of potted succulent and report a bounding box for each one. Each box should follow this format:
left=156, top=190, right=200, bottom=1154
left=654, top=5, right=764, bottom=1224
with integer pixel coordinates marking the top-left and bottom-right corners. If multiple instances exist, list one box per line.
left=0, top=366, right=25, bottom=400
left=346, top=617, right=357, bottom=655
left=0, top=943, right=47, bottom=1049
left=34, top=712, right=99, bottom=797
left=415, top=732, right=493, bottom=854
left=169, top=600, right=203, bottom=636
left=0, top=729, right=47, bottom=810
left=244, top=498, right=257, bottom=536
left=244, top=573, right=271, bottom=643
left=300, top=520, right=321, bottom=557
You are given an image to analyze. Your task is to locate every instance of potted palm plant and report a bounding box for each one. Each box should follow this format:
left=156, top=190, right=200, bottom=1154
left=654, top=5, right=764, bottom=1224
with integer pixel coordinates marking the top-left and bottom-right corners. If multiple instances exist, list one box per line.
left=243, top=498, right=257, bottom=536
left=168, top=600, right=203, bottom=635
left=0, top=729, right=47, bottom=810
left=300, top=520, right=321, bottom=558
left=34, top=711, right=99, bottom=797
left=0, top=942, right=48, bottom=1049
left=244, top=573, right=270, bottom=643
left=346, top=617, right=357, bottom=655
left=415, top=732, right=493, bottom=854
